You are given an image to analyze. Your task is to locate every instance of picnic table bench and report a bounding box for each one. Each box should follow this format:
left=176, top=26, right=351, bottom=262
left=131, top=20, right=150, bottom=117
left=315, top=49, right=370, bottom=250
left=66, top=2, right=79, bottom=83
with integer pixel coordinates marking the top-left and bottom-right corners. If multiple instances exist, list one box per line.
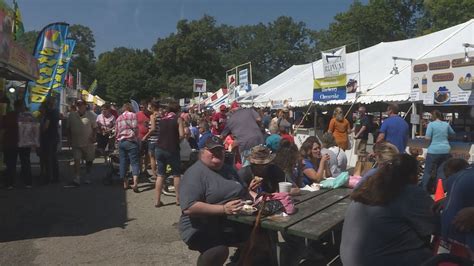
left=228, top=188, right=352, bottom=265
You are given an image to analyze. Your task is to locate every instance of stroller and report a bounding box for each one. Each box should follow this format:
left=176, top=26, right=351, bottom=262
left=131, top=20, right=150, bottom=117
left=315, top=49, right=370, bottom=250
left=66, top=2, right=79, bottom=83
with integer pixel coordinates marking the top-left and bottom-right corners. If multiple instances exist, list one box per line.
left=102, top=146, right=122, bottom=185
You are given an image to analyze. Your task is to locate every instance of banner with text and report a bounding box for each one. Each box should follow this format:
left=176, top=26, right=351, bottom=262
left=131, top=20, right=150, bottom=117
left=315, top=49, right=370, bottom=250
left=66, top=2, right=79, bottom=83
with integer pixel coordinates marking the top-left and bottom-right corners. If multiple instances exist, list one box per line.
left=313, top=74, right=347, bottom=102
left=411, top=52, right=474, bottom=105
left=193, top=79, right=206, bottom=93
left=28, top=22, right=69, bottom=112
left=322, top=46, right=346, bottom=77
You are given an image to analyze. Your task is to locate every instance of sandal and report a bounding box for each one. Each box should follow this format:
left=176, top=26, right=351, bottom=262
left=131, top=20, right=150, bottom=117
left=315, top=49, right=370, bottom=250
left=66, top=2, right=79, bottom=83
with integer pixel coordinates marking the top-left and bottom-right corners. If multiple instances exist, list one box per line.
left=132, top=186, right=139, bottom=193
left=155, top=201, right=164, bottom=208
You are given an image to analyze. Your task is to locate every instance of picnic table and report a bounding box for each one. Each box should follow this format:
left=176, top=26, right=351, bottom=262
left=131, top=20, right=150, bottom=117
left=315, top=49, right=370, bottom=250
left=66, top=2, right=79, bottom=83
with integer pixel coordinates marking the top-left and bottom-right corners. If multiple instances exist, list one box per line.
left=228, top=188, right=352, bottom=265
left=228, top=188, right=352, bottom=241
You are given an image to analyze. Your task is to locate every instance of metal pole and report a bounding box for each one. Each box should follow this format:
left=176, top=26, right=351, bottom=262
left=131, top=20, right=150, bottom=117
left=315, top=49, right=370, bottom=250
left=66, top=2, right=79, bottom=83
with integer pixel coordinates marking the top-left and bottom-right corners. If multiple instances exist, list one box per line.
left=198, top=92, right=201, bottom=113
left=358, top=38, right=361, bottom=94
left=411, top=103, right=417, bottom=138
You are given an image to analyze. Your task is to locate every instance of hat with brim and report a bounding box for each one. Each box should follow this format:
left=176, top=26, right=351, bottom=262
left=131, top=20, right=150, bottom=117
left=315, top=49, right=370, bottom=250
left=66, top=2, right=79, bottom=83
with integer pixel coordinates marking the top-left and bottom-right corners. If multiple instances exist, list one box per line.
left=249, top=145, right=275, bottom=164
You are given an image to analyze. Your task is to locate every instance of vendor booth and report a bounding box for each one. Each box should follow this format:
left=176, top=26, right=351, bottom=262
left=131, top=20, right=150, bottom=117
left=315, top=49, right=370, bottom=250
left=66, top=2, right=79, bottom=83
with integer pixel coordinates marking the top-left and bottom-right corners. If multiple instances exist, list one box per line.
left=243, top=19, right=474, bottom=167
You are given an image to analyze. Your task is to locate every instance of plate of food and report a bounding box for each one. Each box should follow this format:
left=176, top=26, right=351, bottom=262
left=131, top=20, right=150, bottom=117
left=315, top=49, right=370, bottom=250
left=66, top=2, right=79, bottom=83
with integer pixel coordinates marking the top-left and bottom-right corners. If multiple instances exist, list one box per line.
left=239, top=204, right=258, bottom=215
left=434, top=86, right=450, bottom=104
left=458, top=73, right=473, bottom=90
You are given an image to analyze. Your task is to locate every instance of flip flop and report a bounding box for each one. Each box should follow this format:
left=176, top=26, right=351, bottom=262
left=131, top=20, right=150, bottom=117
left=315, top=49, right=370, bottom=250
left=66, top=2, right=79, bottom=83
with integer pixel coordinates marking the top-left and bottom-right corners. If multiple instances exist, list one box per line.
left=155, top=201, right=164, bottom=208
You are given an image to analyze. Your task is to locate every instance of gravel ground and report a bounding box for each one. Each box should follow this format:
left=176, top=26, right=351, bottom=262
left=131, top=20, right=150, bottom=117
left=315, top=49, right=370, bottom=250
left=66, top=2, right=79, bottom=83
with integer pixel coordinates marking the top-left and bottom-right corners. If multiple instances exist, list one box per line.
left=0, top=156, right=199, bottom=265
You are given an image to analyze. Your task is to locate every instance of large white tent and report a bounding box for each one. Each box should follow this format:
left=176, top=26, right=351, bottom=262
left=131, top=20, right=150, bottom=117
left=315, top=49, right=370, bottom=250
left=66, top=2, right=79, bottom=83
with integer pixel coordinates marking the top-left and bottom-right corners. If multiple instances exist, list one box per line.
left=246, top=19, right=474, bottom=107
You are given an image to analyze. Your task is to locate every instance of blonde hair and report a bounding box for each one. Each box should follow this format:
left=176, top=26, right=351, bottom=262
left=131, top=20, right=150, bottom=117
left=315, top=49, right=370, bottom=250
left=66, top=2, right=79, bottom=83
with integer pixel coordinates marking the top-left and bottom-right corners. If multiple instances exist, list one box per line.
left=373, top=142, right=399, bottom=165
left=333, top=107, right=344, bottom=122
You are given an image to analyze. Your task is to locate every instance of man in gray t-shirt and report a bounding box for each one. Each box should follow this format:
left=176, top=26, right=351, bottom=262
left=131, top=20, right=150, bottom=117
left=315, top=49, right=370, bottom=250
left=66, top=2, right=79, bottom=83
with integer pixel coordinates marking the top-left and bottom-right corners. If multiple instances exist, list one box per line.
left=179, top=136, right=251, bottom=264
left=221, top=106, right=264, bottom=165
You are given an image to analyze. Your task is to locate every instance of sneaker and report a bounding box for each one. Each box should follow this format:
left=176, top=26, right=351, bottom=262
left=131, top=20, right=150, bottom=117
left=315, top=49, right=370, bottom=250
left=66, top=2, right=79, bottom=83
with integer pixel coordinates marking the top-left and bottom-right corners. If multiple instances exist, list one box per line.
left=168, top=185, right=175, bottom=192
left=64, top=181, right=80, bottom=188
left=162, top=186, right=175, bottom=196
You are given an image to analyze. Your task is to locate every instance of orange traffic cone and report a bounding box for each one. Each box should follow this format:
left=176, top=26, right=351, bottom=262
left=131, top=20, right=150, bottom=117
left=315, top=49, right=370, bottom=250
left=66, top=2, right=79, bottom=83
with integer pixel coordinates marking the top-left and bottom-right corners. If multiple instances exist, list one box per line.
left=434, top=179, right=445, bottom=202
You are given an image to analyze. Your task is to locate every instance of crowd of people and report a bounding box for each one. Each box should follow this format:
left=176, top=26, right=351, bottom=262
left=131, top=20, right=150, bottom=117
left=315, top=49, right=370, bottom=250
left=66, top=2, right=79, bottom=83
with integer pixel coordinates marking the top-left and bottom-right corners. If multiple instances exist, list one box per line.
left=1, top=98, right=473, bottom=265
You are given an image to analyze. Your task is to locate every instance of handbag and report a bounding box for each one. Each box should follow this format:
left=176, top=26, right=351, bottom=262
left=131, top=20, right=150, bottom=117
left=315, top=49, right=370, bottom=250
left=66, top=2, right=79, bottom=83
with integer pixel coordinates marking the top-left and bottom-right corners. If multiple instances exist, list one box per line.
left=255, top=192, right=296, bottom=215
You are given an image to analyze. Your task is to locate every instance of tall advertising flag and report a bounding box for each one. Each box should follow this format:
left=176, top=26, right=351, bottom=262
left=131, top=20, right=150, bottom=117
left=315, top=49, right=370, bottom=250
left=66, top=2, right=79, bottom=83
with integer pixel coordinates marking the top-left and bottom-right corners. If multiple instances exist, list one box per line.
left=28, top=22, right=69, bottom=112
left=12, top=0, right=24, bottom=40
left=51, top=38, right=76, bottom=93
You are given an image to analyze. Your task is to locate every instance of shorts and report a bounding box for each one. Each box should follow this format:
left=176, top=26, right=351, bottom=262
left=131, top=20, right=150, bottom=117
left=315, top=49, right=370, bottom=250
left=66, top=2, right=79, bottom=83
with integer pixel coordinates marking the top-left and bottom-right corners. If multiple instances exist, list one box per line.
left=155, top=147, right=181, bottom=176
left=72, top=145, right=95, bottom=162
left=356, top=139, right=368, bottom=155
left=148, top=141, right=157, bottom=155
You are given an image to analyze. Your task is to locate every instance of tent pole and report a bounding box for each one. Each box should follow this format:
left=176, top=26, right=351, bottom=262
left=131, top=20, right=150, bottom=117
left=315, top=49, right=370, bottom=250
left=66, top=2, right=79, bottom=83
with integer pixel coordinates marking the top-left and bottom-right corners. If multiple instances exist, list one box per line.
left=411, top=103, right=417, bottom=139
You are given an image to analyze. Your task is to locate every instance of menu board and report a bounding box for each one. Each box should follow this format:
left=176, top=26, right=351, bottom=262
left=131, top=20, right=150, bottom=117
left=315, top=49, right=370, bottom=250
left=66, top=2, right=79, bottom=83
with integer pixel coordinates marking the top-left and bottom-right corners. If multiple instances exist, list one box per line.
left=411, top=53, right=474, bottom=105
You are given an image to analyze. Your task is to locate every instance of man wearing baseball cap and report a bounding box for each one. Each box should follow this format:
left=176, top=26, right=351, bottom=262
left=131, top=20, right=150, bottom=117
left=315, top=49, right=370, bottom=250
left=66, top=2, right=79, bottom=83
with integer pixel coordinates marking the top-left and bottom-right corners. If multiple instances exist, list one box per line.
left=178, top=136, right=251, bottom=265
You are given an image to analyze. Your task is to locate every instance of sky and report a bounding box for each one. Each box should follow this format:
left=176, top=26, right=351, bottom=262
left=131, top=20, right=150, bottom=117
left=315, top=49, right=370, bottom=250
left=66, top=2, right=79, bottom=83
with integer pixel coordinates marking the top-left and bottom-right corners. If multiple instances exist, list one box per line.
left=19, top=0, right=365, bottom=56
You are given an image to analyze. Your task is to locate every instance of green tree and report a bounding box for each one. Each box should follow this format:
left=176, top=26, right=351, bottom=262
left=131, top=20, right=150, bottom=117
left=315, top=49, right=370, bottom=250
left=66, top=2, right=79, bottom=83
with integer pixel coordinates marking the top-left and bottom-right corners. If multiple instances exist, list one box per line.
left=317, top=0, right=424, bottom=51
left=68, top=24, right=96, bottom=89
left=152, top=15, right=226, bottom=97
left=95, top=47, right=158, bottom=104
left=16, top=30, right=38, bottom=54
left=420, top=0, right=474, bottom=34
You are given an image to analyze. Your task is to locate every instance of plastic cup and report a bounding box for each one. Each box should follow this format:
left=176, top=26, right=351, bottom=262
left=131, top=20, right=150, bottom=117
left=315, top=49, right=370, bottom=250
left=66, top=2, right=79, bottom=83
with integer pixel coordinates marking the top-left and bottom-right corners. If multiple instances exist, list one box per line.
left=278, top=182, right=292, bottom=193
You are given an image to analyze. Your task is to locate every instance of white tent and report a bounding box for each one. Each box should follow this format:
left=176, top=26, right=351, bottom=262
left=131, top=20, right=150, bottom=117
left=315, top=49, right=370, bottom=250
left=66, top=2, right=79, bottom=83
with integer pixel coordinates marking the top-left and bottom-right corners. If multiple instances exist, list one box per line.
left=250, top=19, right=474, bottom=107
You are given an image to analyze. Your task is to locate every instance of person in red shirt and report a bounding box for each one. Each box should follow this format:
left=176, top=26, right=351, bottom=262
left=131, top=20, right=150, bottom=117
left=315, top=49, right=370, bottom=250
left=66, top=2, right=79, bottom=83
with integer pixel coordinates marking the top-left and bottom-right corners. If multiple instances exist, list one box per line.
left=136, top=100, right=151, bottom=173
left=280, top=126, right=294, bottom=143
left=211, top=105, right=227, bottom=135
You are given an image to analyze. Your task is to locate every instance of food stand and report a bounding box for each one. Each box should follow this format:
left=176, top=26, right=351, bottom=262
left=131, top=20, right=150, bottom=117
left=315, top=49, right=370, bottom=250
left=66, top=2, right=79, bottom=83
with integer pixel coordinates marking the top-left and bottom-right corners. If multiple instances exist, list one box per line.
left=409, top=52, right=474, bottom=162
left=0, top=1, right=39, bottom=171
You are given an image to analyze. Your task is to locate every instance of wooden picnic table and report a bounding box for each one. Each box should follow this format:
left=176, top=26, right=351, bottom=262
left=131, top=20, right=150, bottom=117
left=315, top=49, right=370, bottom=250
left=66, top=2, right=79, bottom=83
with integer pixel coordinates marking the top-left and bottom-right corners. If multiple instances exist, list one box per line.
left=228, top=188, right=352, bottom=241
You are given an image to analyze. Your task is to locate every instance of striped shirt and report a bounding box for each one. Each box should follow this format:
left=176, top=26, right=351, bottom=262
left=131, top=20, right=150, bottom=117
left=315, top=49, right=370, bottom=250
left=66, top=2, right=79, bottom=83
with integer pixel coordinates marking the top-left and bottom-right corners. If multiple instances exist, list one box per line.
left=116, top=111, right=138, bottom=141
left=148, top=114, right=161, bottom=143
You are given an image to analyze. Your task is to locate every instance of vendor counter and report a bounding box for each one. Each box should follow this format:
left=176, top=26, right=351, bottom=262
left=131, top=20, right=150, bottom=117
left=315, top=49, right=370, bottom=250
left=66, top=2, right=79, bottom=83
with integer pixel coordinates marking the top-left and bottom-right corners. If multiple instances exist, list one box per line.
left=407, top=138, right=473, bottom=163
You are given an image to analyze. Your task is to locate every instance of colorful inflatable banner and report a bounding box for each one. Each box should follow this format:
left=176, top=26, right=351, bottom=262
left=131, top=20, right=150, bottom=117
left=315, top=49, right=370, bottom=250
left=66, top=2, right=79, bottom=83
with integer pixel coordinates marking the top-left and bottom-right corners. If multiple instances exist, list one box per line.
left=313, top=74, right=347, bottom=102
left=51, top=38, right=76, bottom=93
left=88, top=79, right=97, bottom=94
left=28, top=22, right=69, bottom=112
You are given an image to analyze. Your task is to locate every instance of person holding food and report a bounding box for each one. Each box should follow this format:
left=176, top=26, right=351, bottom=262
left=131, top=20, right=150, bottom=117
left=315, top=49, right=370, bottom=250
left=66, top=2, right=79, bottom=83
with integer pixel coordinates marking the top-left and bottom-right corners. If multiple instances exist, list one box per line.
left=179, top=136, right=252, bottom=266
left=238, top=145, right=298, bottom=194
left=299, top=136, right=332, bottom=186
left=421, top=109, right=455, bottom=193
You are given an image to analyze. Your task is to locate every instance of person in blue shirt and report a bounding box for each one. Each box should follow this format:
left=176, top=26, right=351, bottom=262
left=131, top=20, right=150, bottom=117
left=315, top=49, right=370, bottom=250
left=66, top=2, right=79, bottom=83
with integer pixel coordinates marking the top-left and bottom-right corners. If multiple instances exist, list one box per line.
left=376, top=103, right=409, bottom=153
left=420, top=110, right=455, bottom=192
left=299, top=137, right=331, bottom=186
left=197, top=121, right=213, bottom=149
left=265, top=125, right=281, bottom=152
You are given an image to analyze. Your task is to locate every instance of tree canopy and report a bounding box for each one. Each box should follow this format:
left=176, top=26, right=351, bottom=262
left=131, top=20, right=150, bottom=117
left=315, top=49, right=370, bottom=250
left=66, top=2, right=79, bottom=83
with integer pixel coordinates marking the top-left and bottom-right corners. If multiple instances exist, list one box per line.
left=19, top=1, right=474, bottom=104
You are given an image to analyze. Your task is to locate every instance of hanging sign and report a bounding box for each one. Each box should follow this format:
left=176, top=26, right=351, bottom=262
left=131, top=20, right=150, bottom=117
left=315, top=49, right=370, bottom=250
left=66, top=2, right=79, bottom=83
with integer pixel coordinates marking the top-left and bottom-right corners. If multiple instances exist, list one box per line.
left=322, top=46, right=346, bottom=77
left=411, top=52, right=474, bottom=105
left=313, top=74, right=347, bottom=101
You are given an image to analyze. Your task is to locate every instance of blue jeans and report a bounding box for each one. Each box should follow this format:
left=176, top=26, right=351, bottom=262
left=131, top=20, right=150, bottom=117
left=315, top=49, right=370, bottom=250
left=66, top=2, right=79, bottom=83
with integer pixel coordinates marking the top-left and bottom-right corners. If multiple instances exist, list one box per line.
left=119, top=140, right=140, bottom=179
left=421, top=153, right=451, bottom=192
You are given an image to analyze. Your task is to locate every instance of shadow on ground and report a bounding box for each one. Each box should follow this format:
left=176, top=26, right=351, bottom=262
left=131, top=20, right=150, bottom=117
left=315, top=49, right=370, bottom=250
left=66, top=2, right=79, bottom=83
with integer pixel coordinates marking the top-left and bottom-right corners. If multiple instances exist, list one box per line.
left=0, top=152, right=129, bottom=243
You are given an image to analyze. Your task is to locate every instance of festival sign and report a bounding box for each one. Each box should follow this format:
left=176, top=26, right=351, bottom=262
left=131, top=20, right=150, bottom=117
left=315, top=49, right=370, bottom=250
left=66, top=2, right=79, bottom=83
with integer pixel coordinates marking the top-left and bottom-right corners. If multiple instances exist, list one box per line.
left=322, top=46, right=346, bottom=77
left=411, top=52, right=474, bottom=105
left=193, top=79, right=206, bottom=93
left=28, top=22, right=69, bottom=112
left=313, top=74, right=347, bottom=102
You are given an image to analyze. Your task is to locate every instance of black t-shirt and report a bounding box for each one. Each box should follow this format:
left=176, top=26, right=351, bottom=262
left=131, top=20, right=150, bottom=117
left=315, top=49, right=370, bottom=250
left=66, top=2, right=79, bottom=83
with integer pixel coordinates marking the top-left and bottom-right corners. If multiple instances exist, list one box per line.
left=238, top=164, right=285, bottom=193
left=355, top=116, right=370, bottom=140
left=42, top=109, right=60, bottom=142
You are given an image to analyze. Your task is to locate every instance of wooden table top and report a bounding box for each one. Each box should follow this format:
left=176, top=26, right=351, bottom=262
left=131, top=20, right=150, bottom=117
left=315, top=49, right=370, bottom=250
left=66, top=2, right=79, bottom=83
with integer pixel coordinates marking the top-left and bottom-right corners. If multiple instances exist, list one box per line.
left=228, top=188, right=352, bottom=241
